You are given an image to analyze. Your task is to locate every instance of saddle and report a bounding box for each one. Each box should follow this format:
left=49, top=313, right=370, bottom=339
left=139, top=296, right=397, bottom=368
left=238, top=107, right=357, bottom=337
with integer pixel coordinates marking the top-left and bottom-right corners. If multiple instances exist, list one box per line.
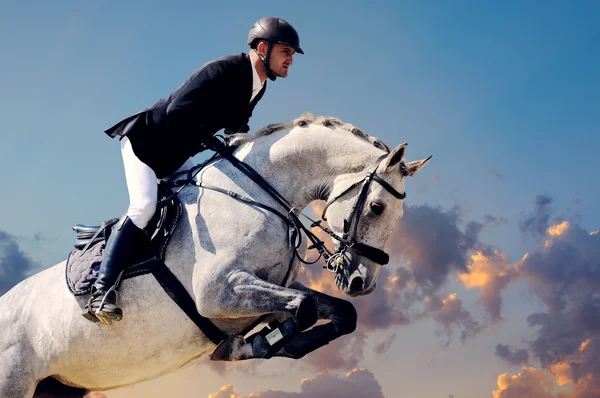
left=65, top=176, right=228, bottom=344
left=65, top=183, right=182, bottom=296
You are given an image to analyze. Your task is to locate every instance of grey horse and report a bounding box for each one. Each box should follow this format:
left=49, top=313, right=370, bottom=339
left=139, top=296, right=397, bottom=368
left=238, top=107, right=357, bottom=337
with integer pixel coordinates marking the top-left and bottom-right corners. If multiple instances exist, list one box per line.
left=0, top=113, right=431, bottom=397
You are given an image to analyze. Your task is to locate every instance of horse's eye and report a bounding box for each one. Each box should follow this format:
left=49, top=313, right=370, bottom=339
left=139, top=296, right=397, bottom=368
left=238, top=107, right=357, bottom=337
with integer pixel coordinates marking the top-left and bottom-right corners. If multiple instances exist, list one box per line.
left=370, top=202, right=385, bottom=215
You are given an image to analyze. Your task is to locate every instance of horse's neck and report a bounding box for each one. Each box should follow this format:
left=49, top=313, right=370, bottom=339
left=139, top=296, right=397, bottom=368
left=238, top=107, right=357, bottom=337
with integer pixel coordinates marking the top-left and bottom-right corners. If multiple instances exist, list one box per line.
left=234, top=127, right=383, bottom=210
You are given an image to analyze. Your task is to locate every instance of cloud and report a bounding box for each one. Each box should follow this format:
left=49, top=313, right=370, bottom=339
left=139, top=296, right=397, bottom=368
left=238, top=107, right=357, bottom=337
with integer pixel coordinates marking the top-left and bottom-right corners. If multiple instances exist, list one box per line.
left=208, top=368, right=384, bottom=398
left=495, top=344, right=529, bottom=366
left=209, top=384, right=239, bottom=398
left=424, top=293, right=483, bottom=347
left=484, top=214, right=509, bottom=226
left=386, top=205, right=489, bottom=344
left=389, top=204, right=483, bottom=296
left=488, top=168, right=505, bottom=180
left=0, top=229, right=40, bottom=295
left=491, top=195, right=600, bottom=397
left=521, top=220, right=598, bottom=394
left=493, top=362, right=600, bottom=398
left=519, top=194, right=554, bottom=237
left=302, top=332, right=367, bottom=371
left=32, top=232, right=57, bottom=243
left=492, top=367, right=556, bottom=398
left=516, top=220, right=600, bottom=314
left=353, top=266, right=410, bottom=329
left=459, top=250, right=518, bottom=324
left=373, top=333, right=397, bottom=355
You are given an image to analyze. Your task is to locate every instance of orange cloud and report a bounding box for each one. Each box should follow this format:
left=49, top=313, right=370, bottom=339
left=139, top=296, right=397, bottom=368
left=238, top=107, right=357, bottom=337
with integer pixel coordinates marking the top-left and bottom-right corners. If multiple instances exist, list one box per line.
left=207, top=384, right=237, bottom=398
left=549, top=361, right=573, bottom=386
left=494, top=203, right=600, bottom=398
left=458, top=249, right=517, bottom=324
left=547, top=221, right=570, bottom=237
left=493, top=367, right=555, bottom=398
left=545, top=338, right=600, bottom=395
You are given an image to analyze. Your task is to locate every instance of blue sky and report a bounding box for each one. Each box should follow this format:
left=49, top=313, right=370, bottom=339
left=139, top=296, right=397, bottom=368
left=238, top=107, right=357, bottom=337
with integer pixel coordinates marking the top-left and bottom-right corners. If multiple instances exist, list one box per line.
left=1, top=1, right=599, bottom=397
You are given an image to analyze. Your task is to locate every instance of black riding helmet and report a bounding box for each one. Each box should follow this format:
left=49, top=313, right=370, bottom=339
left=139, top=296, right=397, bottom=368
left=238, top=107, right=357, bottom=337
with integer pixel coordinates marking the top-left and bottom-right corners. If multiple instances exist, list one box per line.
left=247, top=17, right=303, bottom=81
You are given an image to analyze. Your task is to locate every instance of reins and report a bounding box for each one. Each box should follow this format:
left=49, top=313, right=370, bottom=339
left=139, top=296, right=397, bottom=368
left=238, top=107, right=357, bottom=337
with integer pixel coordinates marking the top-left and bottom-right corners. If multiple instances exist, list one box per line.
left=161, top=138, right=406, bottom=285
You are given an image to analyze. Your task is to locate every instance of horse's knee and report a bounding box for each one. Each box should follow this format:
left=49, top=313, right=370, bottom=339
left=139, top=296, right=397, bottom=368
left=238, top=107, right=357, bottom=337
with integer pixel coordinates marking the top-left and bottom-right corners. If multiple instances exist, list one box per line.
left=334, top=300, right=357, bottom=335
left=295, top=295, right=318, bottom=330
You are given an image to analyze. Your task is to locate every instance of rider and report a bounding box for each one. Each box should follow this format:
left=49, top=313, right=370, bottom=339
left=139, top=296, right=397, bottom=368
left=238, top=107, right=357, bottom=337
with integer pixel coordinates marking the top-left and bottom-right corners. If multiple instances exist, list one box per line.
left=85, top=17, right=304, bottom=324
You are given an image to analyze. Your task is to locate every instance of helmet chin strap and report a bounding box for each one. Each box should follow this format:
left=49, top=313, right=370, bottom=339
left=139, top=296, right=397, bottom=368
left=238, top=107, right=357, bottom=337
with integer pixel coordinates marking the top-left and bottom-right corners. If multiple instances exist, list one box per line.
left=254, top=46, right=277, bottom=81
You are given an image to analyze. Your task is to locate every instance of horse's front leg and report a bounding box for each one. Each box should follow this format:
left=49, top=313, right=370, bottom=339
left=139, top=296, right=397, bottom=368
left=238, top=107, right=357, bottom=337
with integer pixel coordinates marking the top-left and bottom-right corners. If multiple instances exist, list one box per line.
left=201, top=271, right=318, bottom=361
left=270, top=281, right=357, bottom=360
left=208, top=277, right=357, bottom=362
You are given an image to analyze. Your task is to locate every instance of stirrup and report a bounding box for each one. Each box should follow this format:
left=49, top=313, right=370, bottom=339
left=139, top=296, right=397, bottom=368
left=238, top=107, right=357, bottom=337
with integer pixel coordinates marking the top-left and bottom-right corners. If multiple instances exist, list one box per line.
left=82, top=272, right=124, bottom=324
left=96, top=287, right=121, bottom=325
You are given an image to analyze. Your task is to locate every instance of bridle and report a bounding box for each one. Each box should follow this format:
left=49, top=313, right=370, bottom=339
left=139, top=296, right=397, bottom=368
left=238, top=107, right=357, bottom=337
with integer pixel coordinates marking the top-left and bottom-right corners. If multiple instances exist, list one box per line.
left=164, top=140, right=407, bottom=285
left=317, top=157, right=407, bottom=272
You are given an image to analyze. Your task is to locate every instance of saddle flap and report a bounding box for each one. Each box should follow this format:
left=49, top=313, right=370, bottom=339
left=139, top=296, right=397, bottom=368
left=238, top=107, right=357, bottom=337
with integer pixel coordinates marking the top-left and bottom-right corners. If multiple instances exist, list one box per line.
left=66, top=187, right=182, bottom=296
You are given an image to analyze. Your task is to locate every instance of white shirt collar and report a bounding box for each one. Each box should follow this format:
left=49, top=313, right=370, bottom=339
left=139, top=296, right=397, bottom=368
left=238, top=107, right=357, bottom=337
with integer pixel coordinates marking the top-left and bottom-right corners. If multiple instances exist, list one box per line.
left=250, top=57, right=264, bottom=102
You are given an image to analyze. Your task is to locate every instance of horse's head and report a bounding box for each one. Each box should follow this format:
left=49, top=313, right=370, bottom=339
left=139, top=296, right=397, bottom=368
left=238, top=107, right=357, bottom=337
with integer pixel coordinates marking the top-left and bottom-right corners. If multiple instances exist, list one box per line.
left=323, top=143, right=431, bottom=297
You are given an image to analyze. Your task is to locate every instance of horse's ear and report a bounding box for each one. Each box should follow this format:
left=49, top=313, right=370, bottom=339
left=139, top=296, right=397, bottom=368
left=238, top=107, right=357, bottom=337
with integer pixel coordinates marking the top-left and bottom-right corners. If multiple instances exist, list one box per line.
left=378, top=143, right=407, bottom=173
left=404, top=155, right=432, bottom=177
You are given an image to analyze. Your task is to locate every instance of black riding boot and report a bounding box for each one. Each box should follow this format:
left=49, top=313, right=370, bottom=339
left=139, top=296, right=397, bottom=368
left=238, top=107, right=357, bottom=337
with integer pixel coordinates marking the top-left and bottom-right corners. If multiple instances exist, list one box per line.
left=83, top=216, right=146, bottom=324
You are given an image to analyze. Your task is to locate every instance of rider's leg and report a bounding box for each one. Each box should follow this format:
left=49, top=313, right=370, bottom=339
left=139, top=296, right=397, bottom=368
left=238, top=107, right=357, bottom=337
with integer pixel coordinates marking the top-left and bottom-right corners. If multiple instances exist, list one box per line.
left=84, top=137, right=156, bottom=324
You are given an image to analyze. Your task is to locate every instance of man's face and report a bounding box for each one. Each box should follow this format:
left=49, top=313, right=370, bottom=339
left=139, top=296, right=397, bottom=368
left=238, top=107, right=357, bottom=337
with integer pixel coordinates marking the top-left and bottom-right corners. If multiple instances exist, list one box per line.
left=268, top=43, right=295, bottom=78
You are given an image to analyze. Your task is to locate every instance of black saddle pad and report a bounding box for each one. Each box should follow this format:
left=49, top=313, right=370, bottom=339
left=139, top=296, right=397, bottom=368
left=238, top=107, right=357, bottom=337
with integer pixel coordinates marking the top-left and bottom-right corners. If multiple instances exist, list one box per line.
left=65, top=187, right=182, bottom=296
left=65, top=241, right=105, bottom=296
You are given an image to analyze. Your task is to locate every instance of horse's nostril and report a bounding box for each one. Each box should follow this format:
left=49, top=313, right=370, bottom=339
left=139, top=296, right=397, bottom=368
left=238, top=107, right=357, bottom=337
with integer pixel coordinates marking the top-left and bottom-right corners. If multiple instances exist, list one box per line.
left=349, top=277, right=364, bottom=293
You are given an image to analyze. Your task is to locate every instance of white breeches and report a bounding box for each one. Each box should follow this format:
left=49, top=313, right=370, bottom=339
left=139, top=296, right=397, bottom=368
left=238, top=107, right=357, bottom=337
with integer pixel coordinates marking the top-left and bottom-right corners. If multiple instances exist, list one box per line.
left=120, top=137, right=194, bottom=229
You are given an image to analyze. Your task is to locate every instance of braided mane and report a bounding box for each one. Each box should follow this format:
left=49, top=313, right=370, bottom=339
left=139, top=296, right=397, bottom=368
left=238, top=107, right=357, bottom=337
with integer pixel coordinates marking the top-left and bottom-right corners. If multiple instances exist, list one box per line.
left=227, top=112, right=391, bottom=153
